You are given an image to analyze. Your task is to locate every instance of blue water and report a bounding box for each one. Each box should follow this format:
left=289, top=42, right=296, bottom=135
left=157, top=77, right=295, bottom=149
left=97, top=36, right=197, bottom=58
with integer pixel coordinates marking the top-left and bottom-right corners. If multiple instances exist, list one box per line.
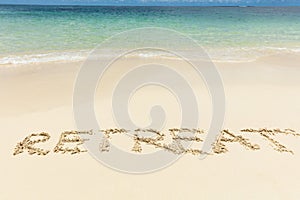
left=1, top=5, right=300, bottom=64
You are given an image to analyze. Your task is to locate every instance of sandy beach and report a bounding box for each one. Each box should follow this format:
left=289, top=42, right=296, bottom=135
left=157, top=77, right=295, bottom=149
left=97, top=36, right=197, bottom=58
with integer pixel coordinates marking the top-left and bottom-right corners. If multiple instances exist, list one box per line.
left=1, top=53, right=300, bottom=199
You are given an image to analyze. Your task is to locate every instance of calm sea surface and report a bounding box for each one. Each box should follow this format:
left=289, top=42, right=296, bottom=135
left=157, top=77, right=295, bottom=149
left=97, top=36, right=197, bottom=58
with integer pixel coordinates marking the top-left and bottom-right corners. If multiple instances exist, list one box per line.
left=1, top=5, right=300, bottom=64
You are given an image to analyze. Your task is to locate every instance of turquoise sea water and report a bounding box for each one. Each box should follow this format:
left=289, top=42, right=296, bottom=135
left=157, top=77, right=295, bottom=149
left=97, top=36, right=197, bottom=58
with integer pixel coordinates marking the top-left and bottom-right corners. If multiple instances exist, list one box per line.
left=0, top=5, right=300, bottom=64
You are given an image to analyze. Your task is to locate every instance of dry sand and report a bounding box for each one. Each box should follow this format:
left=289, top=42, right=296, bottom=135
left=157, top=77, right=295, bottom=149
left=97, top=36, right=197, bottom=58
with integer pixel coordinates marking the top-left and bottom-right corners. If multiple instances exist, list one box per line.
left=1, top=53, right=300, bottom=199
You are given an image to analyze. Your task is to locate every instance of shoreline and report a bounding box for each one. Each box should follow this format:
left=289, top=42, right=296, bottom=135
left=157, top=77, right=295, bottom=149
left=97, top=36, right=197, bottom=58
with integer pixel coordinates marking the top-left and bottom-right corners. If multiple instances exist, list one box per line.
left=1, top=48, right=300, bottom=67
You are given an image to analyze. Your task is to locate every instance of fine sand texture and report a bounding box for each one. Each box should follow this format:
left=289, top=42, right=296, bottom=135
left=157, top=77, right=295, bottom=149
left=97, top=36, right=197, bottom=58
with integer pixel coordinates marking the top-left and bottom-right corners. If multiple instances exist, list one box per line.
left=1, top=53, right=300, bottom=199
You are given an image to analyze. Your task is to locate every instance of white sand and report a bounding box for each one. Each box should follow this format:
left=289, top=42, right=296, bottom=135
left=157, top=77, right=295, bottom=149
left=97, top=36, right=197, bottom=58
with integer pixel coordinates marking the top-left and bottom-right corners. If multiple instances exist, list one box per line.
left=1, top=53, right=300, bottom=199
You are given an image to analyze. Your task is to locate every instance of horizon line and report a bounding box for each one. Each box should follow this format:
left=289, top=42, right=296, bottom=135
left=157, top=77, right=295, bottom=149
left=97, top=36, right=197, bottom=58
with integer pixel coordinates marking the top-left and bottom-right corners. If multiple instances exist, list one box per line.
left=1, top=3, right=300, bottom=7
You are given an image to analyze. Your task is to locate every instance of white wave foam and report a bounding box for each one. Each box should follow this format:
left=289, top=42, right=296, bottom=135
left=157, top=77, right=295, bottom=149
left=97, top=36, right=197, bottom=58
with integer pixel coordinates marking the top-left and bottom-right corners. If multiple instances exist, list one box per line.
left=205, top=47, right=300, bottom=62
left=1, top=47, right=300, bottom=66
left=0, top=50, right=90, bottom=66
